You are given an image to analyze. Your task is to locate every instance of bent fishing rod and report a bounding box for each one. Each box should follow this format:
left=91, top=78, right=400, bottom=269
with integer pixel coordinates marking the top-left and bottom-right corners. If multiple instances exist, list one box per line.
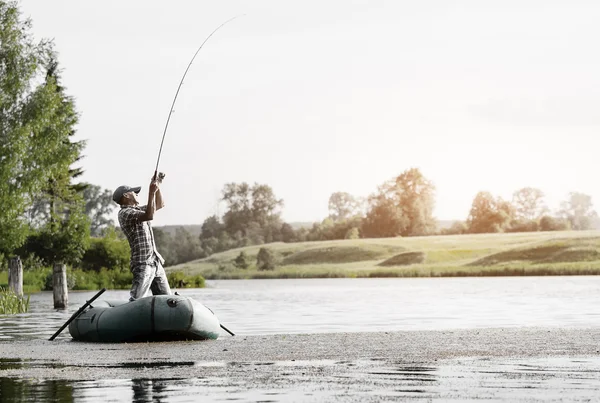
left=153, top=15, right=244, bottom=180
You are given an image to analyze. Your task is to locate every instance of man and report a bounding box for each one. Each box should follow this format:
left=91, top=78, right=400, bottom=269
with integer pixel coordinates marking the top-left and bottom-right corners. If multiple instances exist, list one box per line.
left=113, top=175, right=171, bottom=301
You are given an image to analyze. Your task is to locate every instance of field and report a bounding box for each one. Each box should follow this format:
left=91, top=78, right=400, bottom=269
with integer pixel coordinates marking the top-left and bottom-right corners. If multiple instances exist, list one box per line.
left=167, top=230, right=600, bottom=279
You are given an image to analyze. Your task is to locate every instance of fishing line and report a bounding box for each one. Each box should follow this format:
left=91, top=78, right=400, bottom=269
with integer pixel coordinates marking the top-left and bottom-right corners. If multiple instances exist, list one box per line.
left=154, top=15, right=244, bottom=178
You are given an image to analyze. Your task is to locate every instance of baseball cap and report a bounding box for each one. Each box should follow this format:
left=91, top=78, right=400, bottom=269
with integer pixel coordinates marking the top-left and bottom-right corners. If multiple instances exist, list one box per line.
left=112, top=185, right=141, bottom=204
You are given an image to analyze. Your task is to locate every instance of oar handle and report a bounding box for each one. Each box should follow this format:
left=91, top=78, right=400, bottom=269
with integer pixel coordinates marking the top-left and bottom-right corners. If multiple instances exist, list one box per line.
left=49, top=288, right=107, bottom=341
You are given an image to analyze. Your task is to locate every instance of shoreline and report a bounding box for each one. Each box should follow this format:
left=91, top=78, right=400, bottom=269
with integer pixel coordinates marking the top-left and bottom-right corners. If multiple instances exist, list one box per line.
left=1, top=327, right=598, bottom=379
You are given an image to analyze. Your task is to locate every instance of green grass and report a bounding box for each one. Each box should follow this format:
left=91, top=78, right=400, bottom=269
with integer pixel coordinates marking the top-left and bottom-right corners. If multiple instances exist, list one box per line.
left=0, top=287, right=30, bottom=315
left=168, top=230, right=600, bottom=279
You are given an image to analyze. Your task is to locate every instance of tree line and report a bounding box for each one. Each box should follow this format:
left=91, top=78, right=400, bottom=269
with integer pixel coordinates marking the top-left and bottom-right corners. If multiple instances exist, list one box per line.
left=151, top=167, right=596, bottom=266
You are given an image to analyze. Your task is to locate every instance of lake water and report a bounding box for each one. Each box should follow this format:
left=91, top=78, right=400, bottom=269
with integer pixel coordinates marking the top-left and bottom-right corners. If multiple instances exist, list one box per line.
left=2, top=276, right=600, bottom=341
left=2, top=277, right=600, bottom=402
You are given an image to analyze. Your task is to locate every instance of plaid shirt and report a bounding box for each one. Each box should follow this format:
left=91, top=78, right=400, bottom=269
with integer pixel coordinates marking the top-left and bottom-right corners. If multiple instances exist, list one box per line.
left=118, top=205, right=164, bottom=268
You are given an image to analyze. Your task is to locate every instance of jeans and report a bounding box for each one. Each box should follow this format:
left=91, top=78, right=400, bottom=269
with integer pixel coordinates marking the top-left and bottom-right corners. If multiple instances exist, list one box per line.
left=129, top=258, right=172, bottom=301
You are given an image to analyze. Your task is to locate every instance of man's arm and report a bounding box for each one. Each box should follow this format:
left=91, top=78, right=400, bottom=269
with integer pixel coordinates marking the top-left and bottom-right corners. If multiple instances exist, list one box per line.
left=139, top=181, right=159, bottom=221
left=156, top=187, right=165, bottom=210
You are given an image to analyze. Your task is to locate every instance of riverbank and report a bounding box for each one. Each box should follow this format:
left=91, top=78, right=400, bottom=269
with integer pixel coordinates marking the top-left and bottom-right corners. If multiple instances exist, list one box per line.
left=170, top=230, right=600, bottom=279
left=1, top=328, right=599, bottom=401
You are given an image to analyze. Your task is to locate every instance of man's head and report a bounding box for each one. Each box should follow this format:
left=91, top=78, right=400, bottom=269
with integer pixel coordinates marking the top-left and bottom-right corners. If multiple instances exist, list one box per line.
left=113, top=185, right=141, bottom=205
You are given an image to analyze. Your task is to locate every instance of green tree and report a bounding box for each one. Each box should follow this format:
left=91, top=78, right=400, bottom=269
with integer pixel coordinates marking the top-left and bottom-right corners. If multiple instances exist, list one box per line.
left=466, top=191, right=514, bottom=233
left=0, top=2, right=57, bottom=255
left=0, top=4, right=89, bottom=265
left=221, top=182, right=283, bottom=244
left=200, top=215, right=224, bottom=240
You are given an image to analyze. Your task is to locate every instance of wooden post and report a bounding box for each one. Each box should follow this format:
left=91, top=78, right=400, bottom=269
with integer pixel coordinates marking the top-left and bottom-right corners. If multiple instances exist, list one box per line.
left=53, top=263, right=68, bottom=309
left=8, top=256, right=23, bottom=297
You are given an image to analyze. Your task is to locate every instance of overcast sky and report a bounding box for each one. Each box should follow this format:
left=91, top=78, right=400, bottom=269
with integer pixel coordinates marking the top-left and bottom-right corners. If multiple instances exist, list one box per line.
left=18, top=0, right=600, bottom=226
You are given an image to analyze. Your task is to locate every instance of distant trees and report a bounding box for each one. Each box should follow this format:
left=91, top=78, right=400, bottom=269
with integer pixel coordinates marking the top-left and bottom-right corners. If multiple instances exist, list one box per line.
left=465, top=189, right=597, bottom=234
left=221, top=182, right=284, bottom=242
left=558, top=192, right=598, bottom=230
left=82, top=184, right=115, bottom=236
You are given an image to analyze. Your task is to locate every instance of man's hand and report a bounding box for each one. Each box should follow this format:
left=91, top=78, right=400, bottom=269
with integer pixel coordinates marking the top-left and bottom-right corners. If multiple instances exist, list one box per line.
left=149, top=179, right=159, bottom=195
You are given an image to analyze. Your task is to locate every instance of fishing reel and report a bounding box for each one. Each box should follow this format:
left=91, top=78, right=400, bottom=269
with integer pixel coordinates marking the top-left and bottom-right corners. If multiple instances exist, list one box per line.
left=156, top=172, right=165, bottom=184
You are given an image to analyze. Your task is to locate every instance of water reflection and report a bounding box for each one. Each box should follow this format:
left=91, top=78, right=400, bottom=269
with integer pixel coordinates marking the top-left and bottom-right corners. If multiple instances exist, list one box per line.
left=0, top=377, right=74, bottom=402
left=1, top=357, right=600, bottom=402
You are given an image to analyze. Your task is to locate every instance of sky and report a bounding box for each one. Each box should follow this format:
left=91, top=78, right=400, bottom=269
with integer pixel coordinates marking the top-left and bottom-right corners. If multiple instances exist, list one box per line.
left=17, top=0, right=600, bottom=226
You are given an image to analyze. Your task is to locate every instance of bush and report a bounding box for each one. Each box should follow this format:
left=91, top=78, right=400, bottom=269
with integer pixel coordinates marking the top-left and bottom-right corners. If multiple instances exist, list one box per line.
left=257, top=247, right=275, bottom=271
left=233, top=251, right=250, bottom=269
left=167, top=271, right=205, bottom=288
left=81, top=228, right=130, bottom=272
left=67, top=268, right=133, bottom=290
left=507, top=219, right=539, bottom=233
left=539, top=216, right=570, bottom=232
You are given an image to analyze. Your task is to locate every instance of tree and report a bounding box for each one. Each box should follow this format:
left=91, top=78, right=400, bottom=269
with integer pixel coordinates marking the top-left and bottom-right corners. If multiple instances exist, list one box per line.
left=251, top=184, right=283, bottom=225
left=362, top=192, right=408, bottom=238
left=280, top=223, right=296, bottom=243
left=25, top=57, right=90, bottom=265
left=362, top=168, right=436, bottom=238
left=221, top=182, right=252, bottom=236
left=328, top=192, right=361, bottom=221
left=558, top=192, right=598, bottom=230
left=82, top=184, right=115, bottom=236
left=221, top=182, right=283, bottom=243
left=200, top=215, right=224, bottom=240
left=393, top=168, right=436, bottom=236
left=0, top=2, right=59, bottom=255
left=0, top=2, right=89, bottom=266
left=466, top=191, right=514, bottom=233
left=512, top=187, right=548, bottom=221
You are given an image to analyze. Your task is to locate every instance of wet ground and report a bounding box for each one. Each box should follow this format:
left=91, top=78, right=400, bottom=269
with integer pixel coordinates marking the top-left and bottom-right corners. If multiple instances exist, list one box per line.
left=1, top=327, right=599, bottom=402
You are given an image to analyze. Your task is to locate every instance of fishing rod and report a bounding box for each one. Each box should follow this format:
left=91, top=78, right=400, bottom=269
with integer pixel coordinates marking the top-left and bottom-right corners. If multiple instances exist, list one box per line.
left=153, top=15, right=244, bottom=180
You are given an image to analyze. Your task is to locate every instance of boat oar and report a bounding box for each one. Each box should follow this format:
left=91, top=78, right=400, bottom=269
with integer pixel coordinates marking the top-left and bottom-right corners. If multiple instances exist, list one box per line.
left=49, top=288, right=106, bottom=341
left=220, top=324, right=235, bottom=336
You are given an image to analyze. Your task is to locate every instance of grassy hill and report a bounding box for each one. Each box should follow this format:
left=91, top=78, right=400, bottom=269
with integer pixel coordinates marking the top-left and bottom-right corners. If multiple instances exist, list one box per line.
left=167, top=230, right=600, bottom=279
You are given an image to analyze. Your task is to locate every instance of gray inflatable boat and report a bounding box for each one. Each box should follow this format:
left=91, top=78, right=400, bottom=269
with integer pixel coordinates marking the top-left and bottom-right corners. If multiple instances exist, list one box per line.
left=68, top=295, right=221, bottom=342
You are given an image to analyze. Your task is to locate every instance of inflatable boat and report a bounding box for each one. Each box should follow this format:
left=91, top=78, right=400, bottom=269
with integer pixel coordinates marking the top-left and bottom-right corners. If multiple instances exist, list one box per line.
left=68, top=294, right=221, bottom=342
